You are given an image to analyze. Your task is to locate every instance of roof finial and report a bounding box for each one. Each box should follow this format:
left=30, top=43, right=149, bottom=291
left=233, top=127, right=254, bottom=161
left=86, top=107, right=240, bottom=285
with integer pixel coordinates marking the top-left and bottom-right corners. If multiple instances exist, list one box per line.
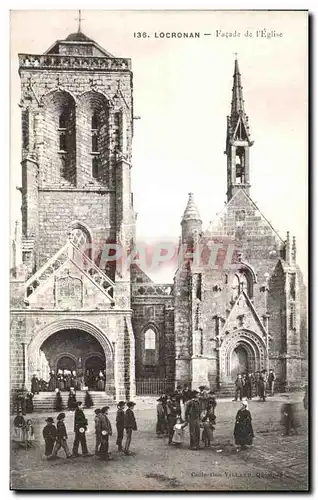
left=234, top=52, right=238, bottom=60
left=77, top=9, right=82, bottom=32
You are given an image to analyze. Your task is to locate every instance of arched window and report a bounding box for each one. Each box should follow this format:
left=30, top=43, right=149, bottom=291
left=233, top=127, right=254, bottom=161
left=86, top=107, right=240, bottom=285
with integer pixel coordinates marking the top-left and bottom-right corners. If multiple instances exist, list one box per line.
left=91, top=112, right=99, bottom=153
left=144, top=328, right=157, bottom=365
left=68, top=224, right=92, bottom=260
left=58, top=112, right=67, bottom=152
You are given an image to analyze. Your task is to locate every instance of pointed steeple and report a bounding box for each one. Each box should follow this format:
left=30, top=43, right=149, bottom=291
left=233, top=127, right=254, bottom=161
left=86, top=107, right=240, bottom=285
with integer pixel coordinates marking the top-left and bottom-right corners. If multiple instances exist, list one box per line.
left=231, top=58, right=245, bottom=118
left=182, top=193, right=201, bottom=222
left=225, top=57, right=254, bottom=202
left=181, top=193, right=202, bottom=245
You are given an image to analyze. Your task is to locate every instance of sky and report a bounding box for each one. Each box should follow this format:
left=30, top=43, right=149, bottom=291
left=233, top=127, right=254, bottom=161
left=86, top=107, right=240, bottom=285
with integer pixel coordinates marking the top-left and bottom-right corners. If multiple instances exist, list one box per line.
left=10, top=10, right=308, bottom=282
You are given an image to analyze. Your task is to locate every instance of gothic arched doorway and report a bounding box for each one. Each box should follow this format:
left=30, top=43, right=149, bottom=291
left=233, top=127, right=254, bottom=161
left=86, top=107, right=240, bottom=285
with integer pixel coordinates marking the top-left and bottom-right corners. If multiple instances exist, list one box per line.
left=231, top=345, right=248, bottom=378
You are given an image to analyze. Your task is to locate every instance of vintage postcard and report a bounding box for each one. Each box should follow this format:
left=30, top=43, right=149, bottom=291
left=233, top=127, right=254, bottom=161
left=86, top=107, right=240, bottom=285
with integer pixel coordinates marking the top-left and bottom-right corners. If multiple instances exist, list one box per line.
left=10, top=9, right=308, bottom=491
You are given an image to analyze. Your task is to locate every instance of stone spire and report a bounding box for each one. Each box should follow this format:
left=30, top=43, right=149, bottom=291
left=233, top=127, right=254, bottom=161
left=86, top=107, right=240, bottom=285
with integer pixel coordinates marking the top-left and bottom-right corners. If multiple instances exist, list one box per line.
left=292, top=235, right=296, bottom=263
left=182, top=193, right=201, bottom=222
left=225, top=57, right=253, bottom=202
left=231, top=57, right=245, bottom=118
left=181, top=193, right=202, bottom=245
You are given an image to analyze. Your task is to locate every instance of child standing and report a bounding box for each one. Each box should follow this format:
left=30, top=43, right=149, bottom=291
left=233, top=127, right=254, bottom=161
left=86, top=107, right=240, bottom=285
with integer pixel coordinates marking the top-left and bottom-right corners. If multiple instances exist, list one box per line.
left=201, top=415, right=215, bottom=448
left=172, top=416, right=187, bottom=446
left=124, top=402, right=137, bottom=456
left=25, top=419, right=35, bottom=449
left=51, top=413, right=72, bottom=458
left=116, top=401, right=125, bottom=452
left=42, top=417, right=57, bottom=458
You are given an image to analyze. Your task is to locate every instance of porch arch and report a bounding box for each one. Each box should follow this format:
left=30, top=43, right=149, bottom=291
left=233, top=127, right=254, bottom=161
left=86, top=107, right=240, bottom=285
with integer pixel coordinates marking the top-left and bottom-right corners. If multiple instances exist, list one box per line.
left=219, top=329, right=266, bottom=381
left=27, top=318, right=114, bottom=395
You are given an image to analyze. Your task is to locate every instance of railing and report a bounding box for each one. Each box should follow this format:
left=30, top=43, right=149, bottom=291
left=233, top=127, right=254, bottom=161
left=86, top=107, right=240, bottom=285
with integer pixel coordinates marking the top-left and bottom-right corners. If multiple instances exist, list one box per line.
left=24, top=240, right=115, bottom=303
left=136, top=378, right=175, bottom=396
left=132, top=283, right=174, bottom=297
left=19, top=54, right=131, bottom=71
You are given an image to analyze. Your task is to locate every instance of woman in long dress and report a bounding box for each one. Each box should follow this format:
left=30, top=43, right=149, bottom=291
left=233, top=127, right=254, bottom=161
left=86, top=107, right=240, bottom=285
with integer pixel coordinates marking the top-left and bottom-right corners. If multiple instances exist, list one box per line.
left=233, top=400, right=254, bottom=450
left=13, top=411, right=26, bottom=445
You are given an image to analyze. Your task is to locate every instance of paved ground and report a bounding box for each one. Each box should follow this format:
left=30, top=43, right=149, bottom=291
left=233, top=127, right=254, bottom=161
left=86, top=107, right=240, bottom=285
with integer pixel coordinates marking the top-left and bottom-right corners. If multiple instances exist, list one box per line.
left=10, top=393, right=308, bottom=491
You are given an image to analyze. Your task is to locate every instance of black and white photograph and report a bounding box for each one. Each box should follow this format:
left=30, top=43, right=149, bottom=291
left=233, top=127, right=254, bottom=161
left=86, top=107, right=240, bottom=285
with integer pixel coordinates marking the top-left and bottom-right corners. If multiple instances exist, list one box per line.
left=9, top=9, right=308, bottom=491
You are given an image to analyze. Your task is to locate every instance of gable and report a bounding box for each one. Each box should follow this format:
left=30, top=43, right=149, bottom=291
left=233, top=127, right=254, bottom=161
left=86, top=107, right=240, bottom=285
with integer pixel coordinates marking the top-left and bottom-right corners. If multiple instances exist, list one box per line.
left=219, top=290, right=267, bottom=341
left=204, top=188, right=284, bottom=262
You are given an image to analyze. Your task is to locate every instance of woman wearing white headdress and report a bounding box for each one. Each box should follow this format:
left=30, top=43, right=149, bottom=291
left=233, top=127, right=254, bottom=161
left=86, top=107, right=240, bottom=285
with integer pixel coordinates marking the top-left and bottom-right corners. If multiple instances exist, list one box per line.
left=233, top=399, right=254, bottom=451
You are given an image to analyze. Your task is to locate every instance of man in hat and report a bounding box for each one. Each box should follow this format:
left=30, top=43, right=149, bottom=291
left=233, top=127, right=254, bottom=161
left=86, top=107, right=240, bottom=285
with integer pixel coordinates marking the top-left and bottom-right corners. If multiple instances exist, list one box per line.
left=268, top=369, right=276, bottom=397
left=259, top=370, right=267, bottom=402
left=185, top=391, right=201, bottom=450
left=51, top=413, right=72, bottom=458
left=198, top=385, right=208, bottom=417
left=116, top=401, right=126, bottom=452
left=42, top=417, right=57, bottom=458
left=72, top=401, right=90, bottom=457
left=174, top=385, right=183, bottom=416
left=99, top=406, right=112, bottom=460
left=166, top=394, right=178, bottom=445
left=156, top=397, right=166, bottom=437
left=94, top=408, right=102, bottom=455
left=124, top=402, right=137, bottom=455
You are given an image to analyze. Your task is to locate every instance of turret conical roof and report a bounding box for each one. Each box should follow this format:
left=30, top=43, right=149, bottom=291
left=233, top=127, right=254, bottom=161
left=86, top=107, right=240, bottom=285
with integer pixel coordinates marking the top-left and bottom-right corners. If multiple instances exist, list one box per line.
left=182, top=193, right=201, bottom=222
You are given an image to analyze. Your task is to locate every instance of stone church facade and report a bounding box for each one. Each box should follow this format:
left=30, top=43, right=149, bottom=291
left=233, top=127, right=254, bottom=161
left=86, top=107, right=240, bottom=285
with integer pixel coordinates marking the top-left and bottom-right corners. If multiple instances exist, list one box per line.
left=10, top=29, right=307, bottom=400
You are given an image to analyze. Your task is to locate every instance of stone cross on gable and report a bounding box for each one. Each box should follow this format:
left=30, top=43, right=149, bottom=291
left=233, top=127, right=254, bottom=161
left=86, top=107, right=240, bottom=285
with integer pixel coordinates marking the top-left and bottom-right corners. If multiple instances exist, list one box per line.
left=75, top=9, right=84, bottom=32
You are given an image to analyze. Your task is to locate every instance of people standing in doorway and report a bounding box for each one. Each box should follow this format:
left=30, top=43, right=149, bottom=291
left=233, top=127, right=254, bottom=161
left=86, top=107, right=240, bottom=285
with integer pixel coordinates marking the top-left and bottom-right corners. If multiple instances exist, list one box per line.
left=233, top=374, right=244, bottom=402
left=31, top=373, right=40, bottom=395
left=97, top=371, right=105, bottom=391
left=268, top=369, right=276, bottom=396
left=185, top=390, right=201, bottom=450
left=48, top=371, right=57, bottom=391
left=124, top=401, right=137, bottom=456
left=42, top=417, right=57, bottom=458
left=233, top=400, right=254, bottom=451
left=51, top=413, right=72, bottom=459
left=72, top=402, right=90, bottom=457
left=116, top=401, right=126, bottom=452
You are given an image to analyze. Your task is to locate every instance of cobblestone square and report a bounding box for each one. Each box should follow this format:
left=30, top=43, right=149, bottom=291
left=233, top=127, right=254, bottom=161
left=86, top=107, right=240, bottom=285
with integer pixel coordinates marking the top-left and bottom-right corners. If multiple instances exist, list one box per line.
left=10, top=393, right=308, bottom=491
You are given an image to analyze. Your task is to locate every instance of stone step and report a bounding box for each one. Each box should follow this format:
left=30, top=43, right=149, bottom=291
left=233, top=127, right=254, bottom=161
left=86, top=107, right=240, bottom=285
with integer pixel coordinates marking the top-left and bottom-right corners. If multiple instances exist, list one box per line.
left=32, top=391, right=114, bottom=412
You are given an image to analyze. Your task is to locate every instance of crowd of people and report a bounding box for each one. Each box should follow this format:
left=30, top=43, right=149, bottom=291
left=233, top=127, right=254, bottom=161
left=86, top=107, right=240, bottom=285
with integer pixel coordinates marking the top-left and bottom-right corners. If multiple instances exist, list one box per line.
left=233, top=369, right=276, bottom=402
left=155, top=384, right=253, bottom=451
left=41, top=400, right=138, bottom=460
left=30, top=369, right=107, bottom=393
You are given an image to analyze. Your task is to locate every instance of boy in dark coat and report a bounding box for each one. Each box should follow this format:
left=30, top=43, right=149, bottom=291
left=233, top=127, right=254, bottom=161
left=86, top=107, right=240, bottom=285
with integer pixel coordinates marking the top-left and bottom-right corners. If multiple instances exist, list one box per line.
left=67, top=388, right=77, bottom=411
left=99, top=406, right=112, bottom=460
left=42, top=417, right=57, bottom=457
left=124, top=401, right=137, bottom=455
left=54, top=388, right=63, bottom=412
left=116, top=401, right=126, bottom=451
left=268, top=369, right=276, bottom=396
left=51, top=413, right=72, bottom=458
left=166, top=395, right=178, bottom=444
left=72, top=402, right=90, bottom=457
